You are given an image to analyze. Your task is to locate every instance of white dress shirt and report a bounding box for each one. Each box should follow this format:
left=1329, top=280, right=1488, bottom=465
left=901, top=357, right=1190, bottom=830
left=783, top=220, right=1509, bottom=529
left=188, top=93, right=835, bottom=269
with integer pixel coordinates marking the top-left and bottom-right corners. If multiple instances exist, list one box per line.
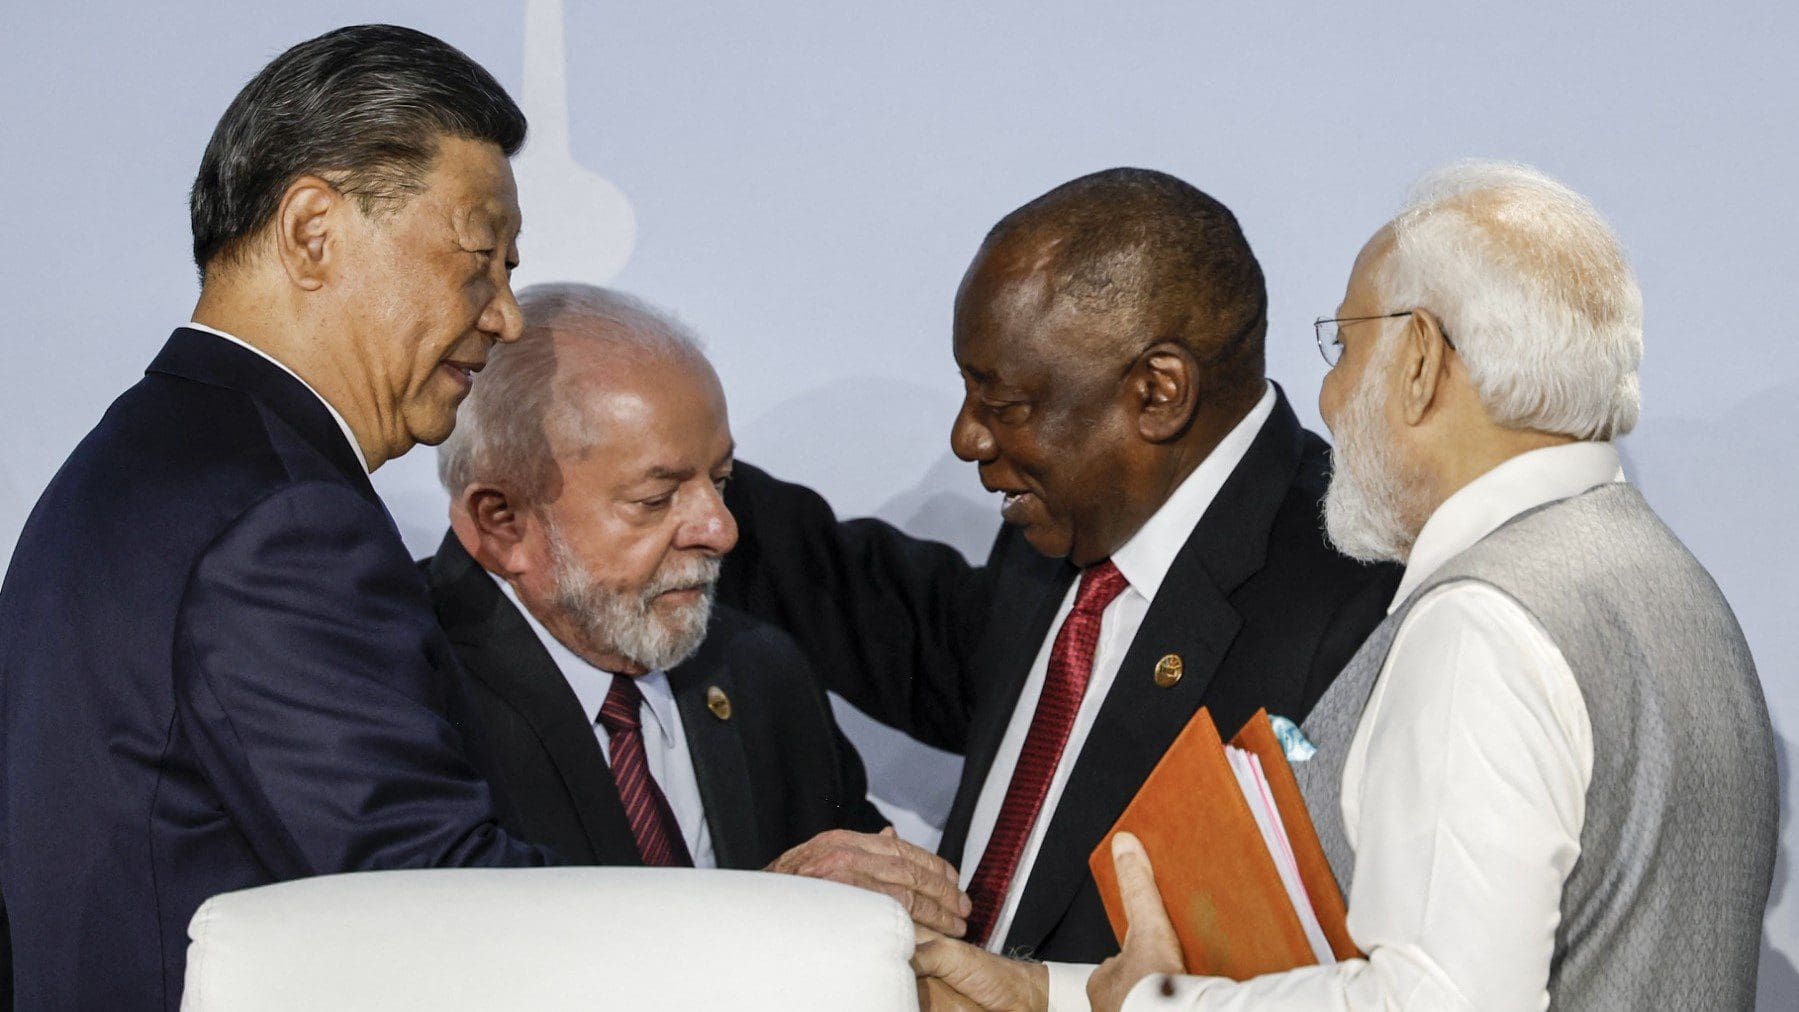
left=949, top=385, right=1276, bottom=1003
left=184, top=321, right=370, bottom=473
left=1117, top=441, right=1619, bottom=1012
left=493, top=576, right=716, bottom=868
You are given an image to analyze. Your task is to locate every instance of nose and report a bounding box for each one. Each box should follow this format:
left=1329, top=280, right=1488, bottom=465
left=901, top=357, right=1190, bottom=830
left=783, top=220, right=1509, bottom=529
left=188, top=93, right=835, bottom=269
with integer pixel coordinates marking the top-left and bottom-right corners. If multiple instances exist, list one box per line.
left=678, top=483, right=739, bottom=556
left=949, top=397, right=996, bottom=463
left=482, top=278, right=525, bottom=345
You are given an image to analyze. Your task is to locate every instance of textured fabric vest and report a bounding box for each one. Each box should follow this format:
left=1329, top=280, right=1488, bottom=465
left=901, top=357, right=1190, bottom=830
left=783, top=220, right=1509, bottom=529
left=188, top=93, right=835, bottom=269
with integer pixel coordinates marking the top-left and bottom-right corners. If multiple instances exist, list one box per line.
left=1294, top=481, right=1777, bottom=1009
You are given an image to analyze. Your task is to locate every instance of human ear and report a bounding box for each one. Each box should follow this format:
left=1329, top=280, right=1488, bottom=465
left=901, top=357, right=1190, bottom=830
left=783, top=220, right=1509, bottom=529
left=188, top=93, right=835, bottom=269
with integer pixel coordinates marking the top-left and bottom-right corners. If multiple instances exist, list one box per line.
left=272, top=175, right=340, bottom=292
left=1132, top=343, right=1199, bottom=443
left=459, top=484, right=535, bottom=577
left=1397, top=311, right=1449, bottom=427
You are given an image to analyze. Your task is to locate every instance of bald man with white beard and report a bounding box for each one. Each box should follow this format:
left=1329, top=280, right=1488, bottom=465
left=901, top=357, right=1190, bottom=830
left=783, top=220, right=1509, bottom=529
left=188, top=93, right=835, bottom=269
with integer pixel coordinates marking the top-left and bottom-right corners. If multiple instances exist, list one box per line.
left=914, top=163, right=1778, bottom=1012
left=423, top=283, right=974, bottom=934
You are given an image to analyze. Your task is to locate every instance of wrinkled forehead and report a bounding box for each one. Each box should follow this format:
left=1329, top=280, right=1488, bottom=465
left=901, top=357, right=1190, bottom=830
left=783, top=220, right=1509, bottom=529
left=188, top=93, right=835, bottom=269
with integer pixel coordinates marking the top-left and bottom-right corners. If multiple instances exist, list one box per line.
left=428, top=137, right=522, bottom=234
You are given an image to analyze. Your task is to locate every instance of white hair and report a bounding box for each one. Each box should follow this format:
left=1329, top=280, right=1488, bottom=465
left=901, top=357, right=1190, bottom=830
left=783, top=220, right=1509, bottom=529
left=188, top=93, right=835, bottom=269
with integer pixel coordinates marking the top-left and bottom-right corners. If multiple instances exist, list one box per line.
left=437, top=282, right=709, bottom=504
left=1376, top=160, right=1643, bottom=440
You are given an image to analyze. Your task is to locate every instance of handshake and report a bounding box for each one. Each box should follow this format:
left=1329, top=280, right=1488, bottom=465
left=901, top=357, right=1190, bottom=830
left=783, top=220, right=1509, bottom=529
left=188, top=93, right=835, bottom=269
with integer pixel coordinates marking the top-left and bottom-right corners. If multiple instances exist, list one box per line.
left=772, top=829, right=1181, bottom=1012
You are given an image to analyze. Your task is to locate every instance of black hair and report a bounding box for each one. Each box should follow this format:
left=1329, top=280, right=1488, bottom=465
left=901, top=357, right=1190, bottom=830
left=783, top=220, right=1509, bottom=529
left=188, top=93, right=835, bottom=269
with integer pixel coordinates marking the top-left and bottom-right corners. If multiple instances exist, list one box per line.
left=189, top=24, right=526, bottom=278
left=988, top=167, right=1268, bottom=391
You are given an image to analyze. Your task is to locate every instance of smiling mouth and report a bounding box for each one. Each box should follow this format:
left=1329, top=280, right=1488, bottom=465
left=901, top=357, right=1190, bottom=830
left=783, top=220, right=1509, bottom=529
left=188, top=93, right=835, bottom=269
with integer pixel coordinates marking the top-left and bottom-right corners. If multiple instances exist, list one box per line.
left=441, top=359, right=485, bottom=387
left=999, top=490, right=1037, bottom=523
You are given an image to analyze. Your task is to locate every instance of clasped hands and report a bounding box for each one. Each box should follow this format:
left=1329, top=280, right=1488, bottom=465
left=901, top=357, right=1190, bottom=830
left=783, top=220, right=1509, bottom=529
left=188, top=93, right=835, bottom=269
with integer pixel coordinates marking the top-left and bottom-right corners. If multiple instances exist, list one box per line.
left=908, top=833, right=1186, bottom=1012
left=767, top=828, right=1183, bottom=1011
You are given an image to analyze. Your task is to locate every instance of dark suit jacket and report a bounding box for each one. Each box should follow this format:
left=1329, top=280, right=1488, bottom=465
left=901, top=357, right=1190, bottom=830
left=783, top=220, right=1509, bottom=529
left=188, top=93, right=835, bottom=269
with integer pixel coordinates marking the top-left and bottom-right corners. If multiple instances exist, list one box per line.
left=718, top=385, right=1400, bottom=962
left=422, top=535, right=886, bottom=867
left=0, top=329, right=556, bottom=1011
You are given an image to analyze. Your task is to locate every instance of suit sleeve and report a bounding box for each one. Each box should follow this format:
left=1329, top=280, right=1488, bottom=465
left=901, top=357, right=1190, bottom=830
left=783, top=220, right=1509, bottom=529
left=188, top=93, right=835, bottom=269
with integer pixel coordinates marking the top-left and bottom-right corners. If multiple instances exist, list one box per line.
left=719, top=462, right=996, bottom=754
left=173, top=480, right=560, bottom=877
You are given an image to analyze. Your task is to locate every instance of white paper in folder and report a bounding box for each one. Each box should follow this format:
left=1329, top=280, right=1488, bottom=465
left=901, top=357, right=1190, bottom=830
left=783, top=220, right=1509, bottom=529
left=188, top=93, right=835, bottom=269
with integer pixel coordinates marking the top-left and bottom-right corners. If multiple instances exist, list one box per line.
left=1224, top=745, right=1337, bottom=965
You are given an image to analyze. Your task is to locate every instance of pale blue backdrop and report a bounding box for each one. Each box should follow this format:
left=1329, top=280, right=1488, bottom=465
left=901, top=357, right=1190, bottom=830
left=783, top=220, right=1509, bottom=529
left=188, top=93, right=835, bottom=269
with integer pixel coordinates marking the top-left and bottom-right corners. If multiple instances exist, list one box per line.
left=2, top=1, right=1792, bottom=1003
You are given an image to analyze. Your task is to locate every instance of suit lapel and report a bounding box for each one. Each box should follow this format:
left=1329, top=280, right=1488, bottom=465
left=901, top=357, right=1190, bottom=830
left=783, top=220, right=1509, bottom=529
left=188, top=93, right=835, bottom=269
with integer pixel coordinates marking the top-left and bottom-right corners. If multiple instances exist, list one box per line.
left=1001, top=386, right=1309, bottom=953
left=669, top=639, right=762, bottom=869
left=426, top=536, right=642, bottom=864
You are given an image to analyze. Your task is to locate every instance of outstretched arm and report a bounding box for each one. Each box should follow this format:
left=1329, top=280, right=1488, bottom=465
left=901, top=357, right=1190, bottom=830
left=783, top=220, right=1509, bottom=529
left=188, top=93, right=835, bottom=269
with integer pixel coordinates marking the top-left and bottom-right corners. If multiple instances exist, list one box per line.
left=175, top=481, right=560, bottom=877
left=720, top=462, right=998, bottom=753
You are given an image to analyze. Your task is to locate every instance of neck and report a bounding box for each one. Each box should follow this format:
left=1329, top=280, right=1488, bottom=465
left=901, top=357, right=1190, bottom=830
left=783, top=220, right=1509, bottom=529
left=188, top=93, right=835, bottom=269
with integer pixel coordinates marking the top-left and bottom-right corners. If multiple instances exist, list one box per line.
left=1150, top=383, right=1262, bottom=511
left=193, top=280, right=390, bottom=470
left=1422, top=427, right=1576, bottom=519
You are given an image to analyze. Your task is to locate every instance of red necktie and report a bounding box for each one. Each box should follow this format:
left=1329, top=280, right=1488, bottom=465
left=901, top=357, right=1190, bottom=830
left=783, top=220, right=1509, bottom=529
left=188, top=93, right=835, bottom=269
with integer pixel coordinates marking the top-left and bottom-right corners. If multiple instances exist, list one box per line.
left=964, top=560, right=1129, bottom=946
left=596, top=674, right=694, bottom=868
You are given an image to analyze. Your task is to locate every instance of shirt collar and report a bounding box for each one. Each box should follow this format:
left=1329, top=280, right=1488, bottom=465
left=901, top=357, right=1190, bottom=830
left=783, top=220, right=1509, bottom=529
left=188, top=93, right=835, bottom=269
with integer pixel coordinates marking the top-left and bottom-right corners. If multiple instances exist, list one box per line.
left=490, top=573, right=677, bottom=737
left=184, top=321, right=371, bottom=474
left=1110, top=382, right=1277, bottom=600
left=1391, top=440, right=1626, bottom=610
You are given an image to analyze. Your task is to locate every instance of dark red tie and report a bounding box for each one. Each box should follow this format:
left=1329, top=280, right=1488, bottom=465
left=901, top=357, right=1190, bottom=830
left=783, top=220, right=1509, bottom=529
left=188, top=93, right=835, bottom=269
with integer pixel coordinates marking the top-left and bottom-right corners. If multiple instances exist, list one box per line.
left=596, top=674, right=694, bottom=868
left=965, top=560, right=1129, bottom=946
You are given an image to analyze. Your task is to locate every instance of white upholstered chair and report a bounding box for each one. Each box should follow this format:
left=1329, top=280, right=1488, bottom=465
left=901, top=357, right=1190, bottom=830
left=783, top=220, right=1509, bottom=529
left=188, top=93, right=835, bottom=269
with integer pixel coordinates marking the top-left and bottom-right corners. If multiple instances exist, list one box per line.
left=181, top=866, right=919, bottom=1010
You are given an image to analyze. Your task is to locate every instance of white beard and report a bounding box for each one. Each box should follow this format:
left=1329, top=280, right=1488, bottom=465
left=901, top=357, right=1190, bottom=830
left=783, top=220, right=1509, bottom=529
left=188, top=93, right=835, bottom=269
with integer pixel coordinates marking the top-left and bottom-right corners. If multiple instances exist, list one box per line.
left=544, top=522, right=718, bottom=672
left=1322, top=350, right=1430, bottom=564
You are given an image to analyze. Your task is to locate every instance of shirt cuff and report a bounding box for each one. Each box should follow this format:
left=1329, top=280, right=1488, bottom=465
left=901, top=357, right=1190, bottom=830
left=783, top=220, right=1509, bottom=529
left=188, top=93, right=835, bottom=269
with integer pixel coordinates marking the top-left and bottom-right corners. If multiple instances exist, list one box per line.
left=1121, top=973, right=1215, bottom=1010
left=1045, top=961, right=1097, bottom=1012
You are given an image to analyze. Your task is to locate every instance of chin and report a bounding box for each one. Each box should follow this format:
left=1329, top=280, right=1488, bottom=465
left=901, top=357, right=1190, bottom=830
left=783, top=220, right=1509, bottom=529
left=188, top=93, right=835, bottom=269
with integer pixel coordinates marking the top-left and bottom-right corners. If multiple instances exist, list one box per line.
left=410, top=408, right=461, bottom=448
left=1019, top=524, right=1075, bottom=561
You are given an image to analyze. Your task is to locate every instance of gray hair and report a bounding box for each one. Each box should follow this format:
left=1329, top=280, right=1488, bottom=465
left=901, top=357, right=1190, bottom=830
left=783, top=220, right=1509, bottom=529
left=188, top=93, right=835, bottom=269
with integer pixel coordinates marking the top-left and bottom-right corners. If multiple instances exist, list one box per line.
left=437, top=282, right=708, bottom=506
left=1376, top=160, right=1643, bottom=440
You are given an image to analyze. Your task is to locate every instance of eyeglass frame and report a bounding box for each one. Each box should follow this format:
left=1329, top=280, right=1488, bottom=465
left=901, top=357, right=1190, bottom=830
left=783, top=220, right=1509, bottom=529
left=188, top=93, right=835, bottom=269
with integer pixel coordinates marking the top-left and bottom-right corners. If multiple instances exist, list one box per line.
left=1313, top=310, right=1454, bottom=366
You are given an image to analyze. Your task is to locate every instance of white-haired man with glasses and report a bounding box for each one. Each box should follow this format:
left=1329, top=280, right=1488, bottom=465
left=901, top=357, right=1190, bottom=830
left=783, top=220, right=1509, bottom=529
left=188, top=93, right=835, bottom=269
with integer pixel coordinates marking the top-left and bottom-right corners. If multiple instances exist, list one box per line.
left=914, top=162, right=1778, bottom=1011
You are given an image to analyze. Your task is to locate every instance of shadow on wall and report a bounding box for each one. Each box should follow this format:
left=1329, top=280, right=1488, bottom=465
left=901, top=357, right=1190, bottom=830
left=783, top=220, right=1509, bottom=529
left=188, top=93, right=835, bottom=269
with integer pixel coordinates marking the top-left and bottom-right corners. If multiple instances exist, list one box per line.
left=1760, top=732, right=1796, bottom=1009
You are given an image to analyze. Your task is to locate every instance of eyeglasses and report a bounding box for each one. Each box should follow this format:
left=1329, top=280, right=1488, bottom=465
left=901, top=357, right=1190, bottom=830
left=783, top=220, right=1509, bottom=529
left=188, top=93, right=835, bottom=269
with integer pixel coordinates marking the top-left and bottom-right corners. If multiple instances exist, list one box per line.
left=1313, top=311, right=1454, bottom=366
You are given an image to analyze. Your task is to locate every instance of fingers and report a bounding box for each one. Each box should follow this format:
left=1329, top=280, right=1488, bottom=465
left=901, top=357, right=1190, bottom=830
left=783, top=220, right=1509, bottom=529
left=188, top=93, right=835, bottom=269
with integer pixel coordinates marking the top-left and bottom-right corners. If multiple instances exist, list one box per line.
left=917, top=975, right=984, bottom=1012
left=1112, top=833, right=1177, bottom=945
left=773, top=830, right=972, bottom=936
left=863, top=856, right=968, bottom=937
left=874, top=830, right=968, bottom=912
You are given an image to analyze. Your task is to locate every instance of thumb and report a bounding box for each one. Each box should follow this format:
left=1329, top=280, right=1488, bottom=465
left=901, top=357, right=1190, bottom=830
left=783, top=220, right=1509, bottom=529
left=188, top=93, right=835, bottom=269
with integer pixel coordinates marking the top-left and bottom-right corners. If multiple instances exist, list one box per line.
left=1112, top=833, right=1175, bottom=941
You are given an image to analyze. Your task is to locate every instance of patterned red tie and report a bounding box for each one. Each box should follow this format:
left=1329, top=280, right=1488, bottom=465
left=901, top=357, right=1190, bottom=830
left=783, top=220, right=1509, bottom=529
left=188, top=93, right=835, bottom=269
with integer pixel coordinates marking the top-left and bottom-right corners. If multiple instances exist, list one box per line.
left=964, top=560, right=1129, bottom=946
left=596, top=674, right=694, bottom=868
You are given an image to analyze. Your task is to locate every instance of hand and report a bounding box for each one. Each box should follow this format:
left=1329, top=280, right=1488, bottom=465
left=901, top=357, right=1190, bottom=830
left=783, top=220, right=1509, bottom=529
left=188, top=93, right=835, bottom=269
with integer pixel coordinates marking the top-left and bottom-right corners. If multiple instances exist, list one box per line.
left=767, top=826, right=972, bottom=936
left=918, top=974, right=985, bottom=1011
left=912, top=927, right=1048, bottom=1011
left=1088, top=833, right=1185, bottom=1012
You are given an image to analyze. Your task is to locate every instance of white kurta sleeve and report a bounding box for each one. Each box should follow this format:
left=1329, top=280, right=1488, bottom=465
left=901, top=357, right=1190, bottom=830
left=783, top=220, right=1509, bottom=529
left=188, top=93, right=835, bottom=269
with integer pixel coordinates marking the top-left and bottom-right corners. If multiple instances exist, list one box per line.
left=1121, top=582, right=1593, bottom=1011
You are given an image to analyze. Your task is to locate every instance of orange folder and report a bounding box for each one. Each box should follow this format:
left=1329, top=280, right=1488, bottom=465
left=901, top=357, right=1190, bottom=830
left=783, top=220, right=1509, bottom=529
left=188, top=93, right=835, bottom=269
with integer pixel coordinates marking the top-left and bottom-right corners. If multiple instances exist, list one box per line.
left=1088, top=708, right=1360, bottom=980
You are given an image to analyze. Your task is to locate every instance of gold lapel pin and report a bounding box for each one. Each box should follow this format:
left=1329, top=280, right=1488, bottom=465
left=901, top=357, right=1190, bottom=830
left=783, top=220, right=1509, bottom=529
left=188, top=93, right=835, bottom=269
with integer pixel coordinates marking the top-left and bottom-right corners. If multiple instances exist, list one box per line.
left=706, top=685, right=733, bottom=721
left=1153, top=654, right=1183, bottom=688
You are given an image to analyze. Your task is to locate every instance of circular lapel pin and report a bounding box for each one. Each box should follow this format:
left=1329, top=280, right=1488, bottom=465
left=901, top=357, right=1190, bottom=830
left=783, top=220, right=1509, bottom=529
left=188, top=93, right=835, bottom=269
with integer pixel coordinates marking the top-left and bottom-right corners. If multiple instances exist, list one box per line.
left=706, top=686, right=733, bottom=721
left=1153, top=654, right=1183, bottom=688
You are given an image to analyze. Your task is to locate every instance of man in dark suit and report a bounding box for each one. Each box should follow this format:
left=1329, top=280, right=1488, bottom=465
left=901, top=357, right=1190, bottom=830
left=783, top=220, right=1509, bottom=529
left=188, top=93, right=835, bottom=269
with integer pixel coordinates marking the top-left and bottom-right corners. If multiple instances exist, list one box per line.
left=718, top=168, right=1401, bottom=1004
left=425, top=282, right=969, bottom=930
left=0, top=27, right=565, bottom=1010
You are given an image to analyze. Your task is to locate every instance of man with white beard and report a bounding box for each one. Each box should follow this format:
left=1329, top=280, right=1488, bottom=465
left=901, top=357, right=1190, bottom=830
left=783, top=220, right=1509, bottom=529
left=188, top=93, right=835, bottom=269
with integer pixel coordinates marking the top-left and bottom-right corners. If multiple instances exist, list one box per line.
left=1071, top=162, right=1779, bottom=1010
left=423, top=283, right=973, bottom=934
left=912, top=163, right=1779, bottom=1010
